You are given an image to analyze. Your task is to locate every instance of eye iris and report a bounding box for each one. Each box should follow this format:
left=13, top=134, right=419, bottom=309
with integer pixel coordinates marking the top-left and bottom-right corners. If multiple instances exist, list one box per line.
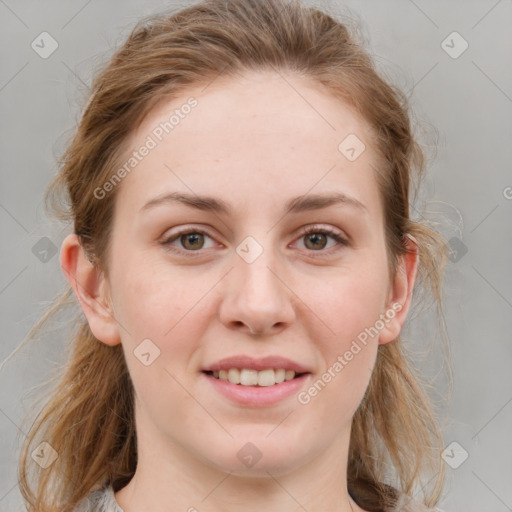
left=181, top=233, right=204, bottom=250
left=305, top=232, right=327, bottom=250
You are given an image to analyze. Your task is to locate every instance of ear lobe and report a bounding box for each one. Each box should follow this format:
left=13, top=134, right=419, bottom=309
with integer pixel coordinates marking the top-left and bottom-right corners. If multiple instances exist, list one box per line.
left=60, top=233, right=121, bottom=346
left=378, top=234, right=419, bottom=345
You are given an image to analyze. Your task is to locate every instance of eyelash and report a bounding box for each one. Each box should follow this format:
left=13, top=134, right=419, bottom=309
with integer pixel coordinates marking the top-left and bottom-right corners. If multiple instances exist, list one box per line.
left=161, top=225, right=349, bottom=258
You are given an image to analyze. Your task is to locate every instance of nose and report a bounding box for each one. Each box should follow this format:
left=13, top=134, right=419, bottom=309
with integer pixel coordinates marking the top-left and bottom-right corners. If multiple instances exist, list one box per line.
left=218, top=243, right=296, bottom=337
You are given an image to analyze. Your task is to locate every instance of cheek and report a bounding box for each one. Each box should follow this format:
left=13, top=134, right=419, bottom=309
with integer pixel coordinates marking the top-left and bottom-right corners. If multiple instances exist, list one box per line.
left=113, top=254, right=201, bottom=334
left=109, top=255, right=213, bottom=383
left=299, top=263, right=390, bottom=346
left=297, top=276, right=382, bottom=423
left=111, top=260, right=210, bottom=409
left=295, top=259, right=388, bottom=405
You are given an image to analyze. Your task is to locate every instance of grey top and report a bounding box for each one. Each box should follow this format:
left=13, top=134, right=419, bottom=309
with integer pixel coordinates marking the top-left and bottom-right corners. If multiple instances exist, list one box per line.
left=73, top=486, right=124, bottom=512
left=74, top=484, right=446, bottom=512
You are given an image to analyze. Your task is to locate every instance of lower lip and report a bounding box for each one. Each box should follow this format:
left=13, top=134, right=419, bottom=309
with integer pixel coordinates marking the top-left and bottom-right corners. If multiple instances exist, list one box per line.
left=202, top=372, right=311, bottom=407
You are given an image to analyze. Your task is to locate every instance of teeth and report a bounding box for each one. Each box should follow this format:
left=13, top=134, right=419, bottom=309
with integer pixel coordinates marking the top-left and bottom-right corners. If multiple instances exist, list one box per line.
left=240, top=369, right=258, bottom=386
left=227, top=368, right=240, bottom=384
left=213, top=368, right=297, bottom=386
left=257, top=369, right=275, bottom=387
left=285, top=370, right=295, bottom=381
left=275, top=368, right=285, bottom=383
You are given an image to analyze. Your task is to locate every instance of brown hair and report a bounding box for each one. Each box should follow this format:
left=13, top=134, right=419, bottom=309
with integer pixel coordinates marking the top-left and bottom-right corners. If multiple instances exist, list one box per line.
left=15, top=0, right=450, bottom=510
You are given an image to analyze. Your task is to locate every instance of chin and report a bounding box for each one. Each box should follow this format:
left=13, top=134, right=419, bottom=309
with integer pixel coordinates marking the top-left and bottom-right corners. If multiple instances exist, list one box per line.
left=197, top=435, right=313, bottom=478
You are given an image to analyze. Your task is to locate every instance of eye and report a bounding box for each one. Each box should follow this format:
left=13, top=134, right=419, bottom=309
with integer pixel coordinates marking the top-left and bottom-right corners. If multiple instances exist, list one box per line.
left=160, top=224, right=349, bottom=257
left=161, top=228, right=217, bottom=254
left=293, top=225, right=349, bottom=256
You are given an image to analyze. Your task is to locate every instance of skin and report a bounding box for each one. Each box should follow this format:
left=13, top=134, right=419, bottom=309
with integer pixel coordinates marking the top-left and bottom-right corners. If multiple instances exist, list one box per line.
left=61, top=69, right=418, bottom=512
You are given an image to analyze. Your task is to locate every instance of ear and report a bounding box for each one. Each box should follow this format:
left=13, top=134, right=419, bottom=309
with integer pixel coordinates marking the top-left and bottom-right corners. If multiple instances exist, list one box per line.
left=378, top=234, right=419, bottom=345
left=60, top=233, right=121, bottom=346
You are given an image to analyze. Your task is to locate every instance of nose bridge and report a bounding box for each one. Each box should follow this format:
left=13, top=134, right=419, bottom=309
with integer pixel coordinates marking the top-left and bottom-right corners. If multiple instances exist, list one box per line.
left=219, top=232, right=295, bottom=335
left=235, top=234, right=283, bottom=303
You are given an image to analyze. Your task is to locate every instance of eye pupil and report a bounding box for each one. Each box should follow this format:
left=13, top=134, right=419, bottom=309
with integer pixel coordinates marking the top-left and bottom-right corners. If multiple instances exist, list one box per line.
left=182, top=233, right=204, bottom=250
left=305, top=232, right=327, bottom=250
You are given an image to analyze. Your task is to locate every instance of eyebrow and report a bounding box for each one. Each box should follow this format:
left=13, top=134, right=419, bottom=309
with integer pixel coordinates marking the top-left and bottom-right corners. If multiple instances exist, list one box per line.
left=140, top=191, right=368, bottom=216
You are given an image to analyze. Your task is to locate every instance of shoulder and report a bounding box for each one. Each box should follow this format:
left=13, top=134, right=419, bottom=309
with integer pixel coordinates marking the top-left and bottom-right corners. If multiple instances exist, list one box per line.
left=389, top=493, right=447, bottom=512
left=73, top=484, right=124, bottom=512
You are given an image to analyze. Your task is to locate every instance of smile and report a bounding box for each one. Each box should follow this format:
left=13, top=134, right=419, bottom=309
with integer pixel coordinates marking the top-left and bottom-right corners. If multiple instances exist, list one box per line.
left=205, top=368, right=304, bottom=386
left=202, top=370, right=311, bottom=407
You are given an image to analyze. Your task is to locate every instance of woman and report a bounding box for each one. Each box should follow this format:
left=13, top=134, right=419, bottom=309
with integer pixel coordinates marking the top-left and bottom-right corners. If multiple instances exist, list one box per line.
left=17, top=0, right=449, bottom=511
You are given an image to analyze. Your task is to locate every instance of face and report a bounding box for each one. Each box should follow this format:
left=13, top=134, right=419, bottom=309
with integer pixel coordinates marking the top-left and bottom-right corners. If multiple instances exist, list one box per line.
left=88, top=70, right=407, bottom=476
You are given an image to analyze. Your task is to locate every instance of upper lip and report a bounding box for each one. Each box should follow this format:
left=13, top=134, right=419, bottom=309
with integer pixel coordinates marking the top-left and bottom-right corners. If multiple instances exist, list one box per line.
left=202, top=355, right=311, bottom=374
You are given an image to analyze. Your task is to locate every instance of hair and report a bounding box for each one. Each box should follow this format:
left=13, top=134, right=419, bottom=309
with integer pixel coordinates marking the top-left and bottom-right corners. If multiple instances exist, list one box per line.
left=13, top=0, right=451, bottom=510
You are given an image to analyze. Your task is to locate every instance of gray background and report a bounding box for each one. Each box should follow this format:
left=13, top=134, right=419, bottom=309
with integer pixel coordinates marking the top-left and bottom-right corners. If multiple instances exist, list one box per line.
left=1, top=0, right=511, bottom=510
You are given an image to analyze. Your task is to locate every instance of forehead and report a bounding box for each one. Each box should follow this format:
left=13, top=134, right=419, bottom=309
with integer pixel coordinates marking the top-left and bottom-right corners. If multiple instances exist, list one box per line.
left=115, top=69, right=383, bottom=221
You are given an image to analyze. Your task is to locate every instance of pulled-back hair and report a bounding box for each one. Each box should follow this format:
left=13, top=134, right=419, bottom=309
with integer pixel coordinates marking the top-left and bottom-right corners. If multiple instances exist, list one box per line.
left=16, top=1, right=449, bottom=510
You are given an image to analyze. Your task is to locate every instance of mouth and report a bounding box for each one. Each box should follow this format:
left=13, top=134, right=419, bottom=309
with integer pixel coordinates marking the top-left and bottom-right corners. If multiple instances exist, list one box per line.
left=203, top=368, right=309, bottom=387
left=201, top=355, right=312, bottom=405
